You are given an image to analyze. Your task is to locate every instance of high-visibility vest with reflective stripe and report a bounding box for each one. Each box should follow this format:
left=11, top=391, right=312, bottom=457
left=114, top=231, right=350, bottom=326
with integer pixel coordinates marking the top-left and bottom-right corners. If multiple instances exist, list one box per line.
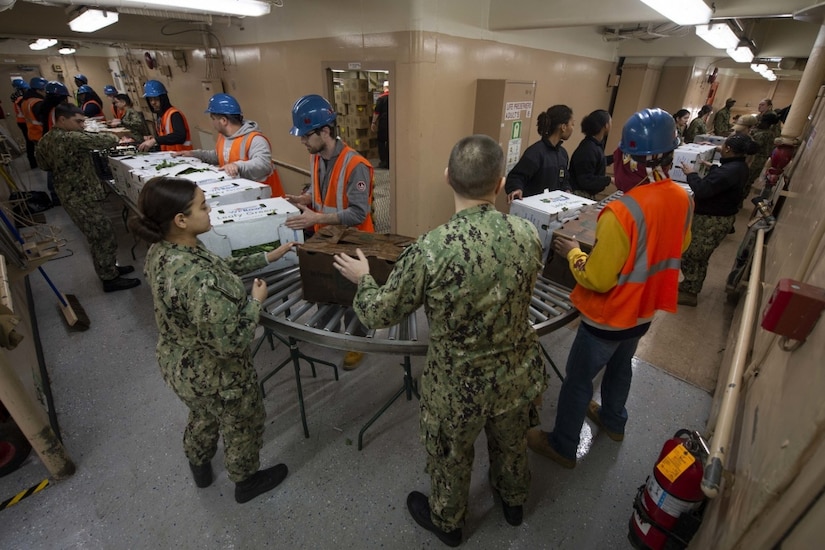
left=158, top=107, right=192, bottom=152
left=216, top=131, right=284, bottom=197
left=82, top=99, right=102, bottom=117
left=22, top=97, right=43, bottom=141
left=113, top=105, right=126, bottom=120
left=311, top=144, right=374, bottom=233
left=13, top=96, right=25, bottom=124
left=570, top=179, right=693, bottom=330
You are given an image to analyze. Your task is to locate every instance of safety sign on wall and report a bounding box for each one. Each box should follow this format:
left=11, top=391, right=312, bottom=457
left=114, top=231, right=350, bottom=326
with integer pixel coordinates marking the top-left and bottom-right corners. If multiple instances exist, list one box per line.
left=504, top=101, right=533, bottom=121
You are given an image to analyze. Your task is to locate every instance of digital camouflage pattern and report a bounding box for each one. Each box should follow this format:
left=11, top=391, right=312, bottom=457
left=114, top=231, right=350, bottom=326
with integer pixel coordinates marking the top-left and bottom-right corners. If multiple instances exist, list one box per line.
left=679, top=214, right=734, bottom=295
left=713, top=106, right=732, bottom=136
left=120, top=108, right=150, bottom=143
left=683, top=117, right=708, bottom=144
left=35, top=127, right=120, bottom=280
left=747, top=126, right=777, bottom=189
left=353, top=204, right=547, bottom=530
left=144, top=240, right=269, bottom=482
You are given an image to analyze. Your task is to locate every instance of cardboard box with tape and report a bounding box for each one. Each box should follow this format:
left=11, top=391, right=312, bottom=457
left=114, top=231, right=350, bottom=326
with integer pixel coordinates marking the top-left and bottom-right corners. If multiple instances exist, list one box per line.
left=509, top=190, right=596, bottom=253
left=542, top=204, right=601, bottom=290
left=669, top=143, right=717, bottom=183
left=298, top=226, right=416, bottom=305
left=199, top=178, right=272, bottom=206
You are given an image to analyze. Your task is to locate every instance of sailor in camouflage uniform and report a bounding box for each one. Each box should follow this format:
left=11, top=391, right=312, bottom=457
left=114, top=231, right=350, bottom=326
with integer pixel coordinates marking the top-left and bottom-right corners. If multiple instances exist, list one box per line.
left=129, top=176, right=295, bottom=503
left=35, top=104, right=140, bottom=292
left=334, top=135, right=546, bottom=546
left=678, top=134, right=758, bottom=306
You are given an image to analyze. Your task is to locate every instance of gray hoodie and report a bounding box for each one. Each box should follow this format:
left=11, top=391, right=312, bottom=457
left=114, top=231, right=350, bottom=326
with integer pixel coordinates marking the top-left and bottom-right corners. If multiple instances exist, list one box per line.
left=192, top=120, right=273, bottom=182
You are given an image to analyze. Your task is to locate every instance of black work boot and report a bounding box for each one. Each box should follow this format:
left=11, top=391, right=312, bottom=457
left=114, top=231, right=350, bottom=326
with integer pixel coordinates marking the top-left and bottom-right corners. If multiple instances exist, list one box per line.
left=406, top=491, right=462, bottom=547
left=234, top=464, right=288, bottom=504
left=189, top=461, right=213, bottom=488
left=116, top=265, right=135, bottom=275
left=102, top=276, right=141, bottom=292
left=489, top=473, right=523, bottom=526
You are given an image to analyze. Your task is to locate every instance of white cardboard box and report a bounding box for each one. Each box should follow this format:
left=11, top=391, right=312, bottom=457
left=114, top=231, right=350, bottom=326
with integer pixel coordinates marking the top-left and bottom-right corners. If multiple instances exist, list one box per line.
left=198, top=198, right=303, bottom=269
left=669, top=143, right=717, bottom=183
left=509, top=190, right=596, bottom=252
left=134, top=162, right=225, bottom=185
left=199, top=179, right=272, bottom=206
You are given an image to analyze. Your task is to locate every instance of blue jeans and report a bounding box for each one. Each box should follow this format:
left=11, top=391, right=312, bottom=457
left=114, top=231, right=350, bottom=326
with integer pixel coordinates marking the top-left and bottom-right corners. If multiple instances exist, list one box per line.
left=549, top=324, right=644, bottom=459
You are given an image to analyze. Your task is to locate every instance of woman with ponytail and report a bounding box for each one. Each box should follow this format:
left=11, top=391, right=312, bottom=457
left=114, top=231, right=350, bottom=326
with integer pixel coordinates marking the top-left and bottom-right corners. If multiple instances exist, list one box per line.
left=129, top=176, right=295, bottom=503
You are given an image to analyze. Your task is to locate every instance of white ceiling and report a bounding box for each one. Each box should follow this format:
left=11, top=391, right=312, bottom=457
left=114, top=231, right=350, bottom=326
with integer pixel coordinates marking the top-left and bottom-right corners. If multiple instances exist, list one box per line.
left=0, top=0, right=821, bottom=79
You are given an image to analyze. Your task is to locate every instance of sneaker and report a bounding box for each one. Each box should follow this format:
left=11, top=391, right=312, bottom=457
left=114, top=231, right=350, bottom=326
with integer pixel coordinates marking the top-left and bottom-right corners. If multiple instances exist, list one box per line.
left=585, top=401, right=624, bottom=442
left=343, top=351, right=364, bottom=371
left=489, top=480, right=523, bottom=526
left=526, top=429, right=575, bottom=469
left=102, top=276, right=141, bottom=292
left=116, top=265, right=135, bottom=275
left=189, top=461, right=213, bottom=488
left=677, top=290, right=698, bottom=307
left=235, top=463, right=288, bottom=504
left=406, top=491, right=462, bottom=547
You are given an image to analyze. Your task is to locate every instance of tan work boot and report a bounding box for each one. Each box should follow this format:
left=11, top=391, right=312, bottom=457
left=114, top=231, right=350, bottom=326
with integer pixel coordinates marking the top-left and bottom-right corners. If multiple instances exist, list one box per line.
left=343, top=351, right=364, bottom=371
left=585, top=401, right=625, bottom=441
left=526, top=428, right=575, bottom=469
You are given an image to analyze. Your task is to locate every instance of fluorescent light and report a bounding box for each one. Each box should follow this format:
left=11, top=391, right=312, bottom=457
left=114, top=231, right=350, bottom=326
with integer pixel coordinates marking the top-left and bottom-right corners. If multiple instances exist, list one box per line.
left=751, top=63, right=767, bottom=72
left=696, top=23, right=740, bottom=50
left=727, top=46, right=754, bottom=63
left=58, top=46, right=77, bottom=55
left=69, top=9, right=119, bottom=33
left=29, top=38, right=57, bottom=51
left=119, top=0, right=270, bottom=17
left=639, top=0, right=712, bottom=26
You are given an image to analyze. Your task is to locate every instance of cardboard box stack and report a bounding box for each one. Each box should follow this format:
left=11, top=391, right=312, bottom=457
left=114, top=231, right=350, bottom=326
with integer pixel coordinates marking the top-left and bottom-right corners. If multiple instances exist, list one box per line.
left=198, top=198, right=303, bottom=269
left=298, top=226, right=416, bottom=305
left=509, top=191, right=596, bottom=254
left=337, top=78, right=373, bottom=157
left=669, top=143, right=717, bottom=183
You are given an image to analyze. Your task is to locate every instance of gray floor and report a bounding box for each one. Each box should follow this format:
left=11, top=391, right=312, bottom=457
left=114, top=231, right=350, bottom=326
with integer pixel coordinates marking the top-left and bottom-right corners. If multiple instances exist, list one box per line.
left=1, top=157, right=712, bottom=549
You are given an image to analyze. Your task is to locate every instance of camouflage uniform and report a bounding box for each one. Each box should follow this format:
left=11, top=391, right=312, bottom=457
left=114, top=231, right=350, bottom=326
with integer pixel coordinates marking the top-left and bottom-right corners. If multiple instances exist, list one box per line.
left=680, top=215, right=735, bottom=295
left=35, top=128, right=120, bottom=280
left=353, top=204, right=547, bottom=531
left=746, top=127, right=777, bottom=192
left=144, top=240, right=269, bottom=482
left=683, top=117, right=707, bottom=144
left=120, top=107, right=150, bottom=143
left=713, top=107, right=732, bottom=136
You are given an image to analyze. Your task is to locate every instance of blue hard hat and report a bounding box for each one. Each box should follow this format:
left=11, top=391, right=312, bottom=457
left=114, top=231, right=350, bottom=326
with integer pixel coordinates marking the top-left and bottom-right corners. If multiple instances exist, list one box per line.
left=290, top=94, right=336, bottom=137
left=103, top=85, right=118, bottom=96
left=205, top=93, right=242, bottom=115
left=12, top=78, right=29, bottom=90
left=619, top=108, right=681, bottom=156
left=77, top=84, right=94, bottom=94
left=143, top=80, right=167, bottom=98
left=45, top=81, right=70, bottom=97
left=29, top=77, right=48, bottom=90
left=73, top=74, right=88, bottom=84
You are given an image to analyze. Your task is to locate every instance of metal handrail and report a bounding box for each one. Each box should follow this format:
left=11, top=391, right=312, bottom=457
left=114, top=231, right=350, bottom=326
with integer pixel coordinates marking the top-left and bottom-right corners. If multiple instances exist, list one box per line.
left=273, top=159, right=310, bottom=178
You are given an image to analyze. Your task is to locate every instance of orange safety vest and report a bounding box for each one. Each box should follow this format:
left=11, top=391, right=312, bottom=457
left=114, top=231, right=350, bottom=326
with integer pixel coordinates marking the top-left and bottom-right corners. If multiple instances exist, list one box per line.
left=82, top=99, right=103, bottom=117
left=570, top=179, right=692, bottom=330
left=13, top=96, right=25, bottom=124
left=311, top=144, right=374, bottom=233
left=113, top=105, right=126, bottom=120
left=158, top=107, right=192, bottom=152
left=22, top=97, right=44, bottom=141
left=216, top=131, right=284, bottom=197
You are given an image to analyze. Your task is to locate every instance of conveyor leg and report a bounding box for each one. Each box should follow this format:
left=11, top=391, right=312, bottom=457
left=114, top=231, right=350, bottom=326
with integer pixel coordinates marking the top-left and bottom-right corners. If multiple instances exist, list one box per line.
left=357, top=355, right=419, bottom=450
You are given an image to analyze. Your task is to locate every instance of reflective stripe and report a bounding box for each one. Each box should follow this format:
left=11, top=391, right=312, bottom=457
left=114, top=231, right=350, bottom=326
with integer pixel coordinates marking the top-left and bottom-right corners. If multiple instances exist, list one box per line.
left=616, top=194, right=682, bottom=285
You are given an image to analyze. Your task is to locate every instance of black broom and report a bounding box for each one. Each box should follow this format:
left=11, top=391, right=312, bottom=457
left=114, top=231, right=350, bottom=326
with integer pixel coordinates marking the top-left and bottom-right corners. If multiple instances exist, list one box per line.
left=0, top=208, right=90, bottom=330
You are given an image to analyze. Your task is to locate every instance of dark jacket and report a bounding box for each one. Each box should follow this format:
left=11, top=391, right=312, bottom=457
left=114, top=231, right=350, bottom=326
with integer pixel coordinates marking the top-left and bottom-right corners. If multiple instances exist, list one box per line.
left=505, top=138, right=571, bottom=197
left=687, top=156, right=748, bottom=217
left=569, top=136, right=613, bottom=196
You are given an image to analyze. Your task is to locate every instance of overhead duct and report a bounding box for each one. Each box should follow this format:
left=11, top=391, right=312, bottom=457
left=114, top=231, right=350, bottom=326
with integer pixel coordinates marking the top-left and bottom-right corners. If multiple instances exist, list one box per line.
left=22, top=0, right=249, bottom=19
left=116, top=6, right=234, bottom=25
left=601, top=23, right=691, bottom=42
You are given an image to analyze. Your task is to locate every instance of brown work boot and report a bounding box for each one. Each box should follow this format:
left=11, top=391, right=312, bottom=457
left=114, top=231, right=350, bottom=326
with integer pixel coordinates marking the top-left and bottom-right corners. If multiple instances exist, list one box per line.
left=677, top=290, right=698, bottom=307
left=585, top=401, right=624, bottom=442
left=526, top=429, right=575, bottom=469
left=343, top=351, right=364, bottom=371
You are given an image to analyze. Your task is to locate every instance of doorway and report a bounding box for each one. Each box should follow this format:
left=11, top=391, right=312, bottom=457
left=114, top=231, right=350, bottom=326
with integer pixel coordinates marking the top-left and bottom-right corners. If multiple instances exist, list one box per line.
left=324, top=65, right=393, bottom=233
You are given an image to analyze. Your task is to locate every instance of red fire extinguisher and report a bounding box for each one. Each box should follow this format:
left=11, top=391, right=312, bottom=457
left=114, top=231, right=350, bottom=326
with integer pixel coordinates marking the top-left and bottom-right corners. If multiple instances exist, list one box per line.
left=628, top=430, right=710, bottom=550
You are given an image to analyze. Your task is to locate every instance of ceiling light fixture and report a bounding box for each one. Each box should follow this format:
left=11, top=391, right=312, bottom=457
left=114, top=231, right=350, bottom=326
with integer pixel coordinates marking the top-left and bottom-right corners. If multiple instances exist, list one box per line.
left=695, top=23, right=740, bottom=50
left=638, top=0, right=712, bottom=26
left=69, top=8, right=119, bottom=33
left=118, top=0, right=270, bottom=17
left=727, top=45, right=754, bottom=63
left=29, top=38, right=57, bottom=51
left=58, top=46, right=77, bottom=55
